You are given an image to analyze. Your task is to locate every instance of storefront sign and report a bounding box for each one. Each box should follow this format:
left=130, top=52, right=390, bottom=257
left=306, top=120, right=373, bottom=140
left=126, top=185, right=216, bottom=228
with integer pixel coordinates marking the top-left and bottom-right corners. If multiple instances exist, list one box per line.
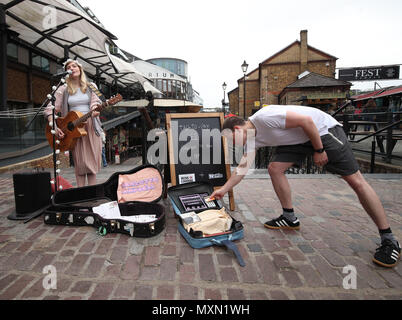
left=338, top=65, right=400, bottom=81
left=307, top=92, right=347, bottom=99
left=148, top=72, right=176, bottom=79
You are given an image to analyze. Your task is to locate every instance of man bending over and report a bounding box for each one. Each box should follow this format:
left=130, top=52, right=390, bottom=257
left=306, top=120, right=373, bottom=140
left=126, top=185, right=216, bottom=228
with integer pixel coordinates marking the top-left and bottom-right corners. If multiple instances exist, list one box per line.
left=211, top=104, right=400, bottom=268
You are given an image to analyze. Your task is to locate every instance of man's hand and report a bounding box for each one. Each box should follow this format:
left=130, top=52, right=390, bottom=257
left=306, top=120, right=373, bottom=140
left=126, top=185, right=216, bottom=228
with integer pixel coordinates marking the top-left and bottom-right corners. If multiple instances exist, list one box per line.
left=313, top=151, right=328, bottom=167
left=210, top=188, right=226, bottom=200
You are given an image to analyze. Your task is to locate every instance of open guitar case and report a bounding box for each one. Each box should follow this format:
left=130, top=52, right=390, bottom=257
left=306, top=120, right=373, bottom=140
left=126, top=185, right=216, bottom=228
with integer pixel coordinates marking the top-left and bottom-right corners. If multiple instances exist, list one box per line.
left=168, top=182, right=245, bottom=267
left=44, top=164, right=165, bottom=238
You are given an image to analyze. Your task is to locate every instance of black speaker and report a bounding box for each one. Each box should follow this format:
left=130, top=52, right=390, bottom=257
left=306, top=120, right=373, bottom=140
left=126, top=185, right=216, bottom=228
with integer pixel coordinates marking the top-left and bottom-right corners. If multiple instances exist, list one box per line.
left=8, top=172, right=52, bottom=221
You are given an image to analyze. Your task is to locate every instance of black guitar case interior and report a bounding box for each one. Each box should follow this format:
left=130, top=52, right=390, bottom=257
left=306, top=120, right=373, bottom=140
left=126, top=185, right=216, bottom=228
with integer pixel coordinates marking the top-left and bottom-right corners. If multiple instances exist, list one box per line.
left=43, top=164, right=165, bottom=238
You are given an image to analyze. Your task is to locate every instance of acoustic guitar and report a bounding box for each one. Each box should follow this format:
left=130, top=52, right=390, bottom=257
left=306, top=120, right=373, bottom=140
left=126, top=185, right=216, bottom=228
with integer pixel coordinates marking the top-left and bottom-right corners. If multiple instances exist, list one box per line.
left=45, top=94, right=122, bottom=152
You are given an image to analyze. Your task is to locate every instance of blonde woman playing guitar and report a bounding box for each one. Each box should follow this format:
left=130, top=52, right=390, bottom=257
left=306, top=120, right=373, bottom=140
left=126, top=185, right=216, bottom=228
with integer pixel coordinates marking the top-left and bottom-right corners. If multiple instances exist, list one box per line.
left=44, top=59, right=120, bottom=187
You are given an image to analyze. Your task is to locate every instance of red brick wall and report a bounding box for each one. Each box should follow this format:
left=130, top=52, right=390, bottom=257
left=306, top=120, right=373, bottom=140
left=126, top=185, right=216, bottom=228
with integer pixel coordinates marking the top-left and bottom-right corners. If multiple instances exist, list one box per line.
left=7, top=68, right=29, bottom=102
left=32, top=75, right=51, bottom=105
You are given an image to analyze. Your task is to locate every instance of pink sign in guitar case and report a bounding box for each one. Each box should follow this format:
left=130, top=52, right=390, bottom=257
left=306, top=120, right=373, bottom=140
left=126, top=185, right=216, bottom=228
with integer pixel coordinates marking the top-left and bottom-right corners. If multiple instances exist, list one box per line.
left=43, top=164, right=165, bottom=238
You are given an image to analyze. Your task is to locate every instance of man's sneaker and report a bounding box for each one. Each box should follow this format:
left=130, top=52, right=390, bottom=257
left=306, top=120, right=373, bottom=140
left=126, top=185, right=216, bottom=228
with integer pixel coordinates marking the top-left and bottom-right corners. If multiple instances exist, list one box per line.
left=264, top=215, right=300, bottom=231
left=373, top=239, right=401, bottom=268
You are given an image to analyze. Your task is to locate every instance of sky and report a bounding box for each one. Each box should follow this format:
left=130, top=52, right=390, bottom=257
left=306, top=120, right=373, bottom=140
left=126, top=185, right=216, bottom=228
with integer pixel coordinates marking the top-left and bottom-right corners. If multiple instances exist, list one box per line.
left=79, top=0, right=402, bottom=108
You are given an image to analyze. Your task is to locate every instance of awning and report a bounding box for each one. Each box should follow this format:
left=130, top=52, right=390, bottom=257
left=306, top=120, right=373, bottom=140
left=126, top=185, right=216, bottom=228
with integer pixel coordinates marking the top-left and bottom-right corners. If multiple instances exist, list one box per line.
left=101, top=110, right=141, bottom=131
left=351, top=89, right=384, bottom=101
left=373, top=86, right=402, bottom=99
left=105, top=44, right=161, bottom=95
left=153, top=99, right=201, bottom=108
left=1, top=0, right=159, bottom=92
left=115, top=100, right=149, bottom=108
left=351, top=86, right=402, bottom=101
left=1, top=0, right=113, bottom=82
left=115, top=99, right=203, bottom=110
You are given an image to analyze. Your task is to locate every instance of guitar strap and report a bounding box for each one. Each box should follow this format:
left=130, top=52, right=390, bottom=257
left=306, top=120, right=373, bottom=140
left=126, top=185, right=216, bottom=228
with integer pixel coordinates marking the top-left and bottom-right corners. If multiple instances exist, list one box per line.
left=87, top=83, right=107, bottom=103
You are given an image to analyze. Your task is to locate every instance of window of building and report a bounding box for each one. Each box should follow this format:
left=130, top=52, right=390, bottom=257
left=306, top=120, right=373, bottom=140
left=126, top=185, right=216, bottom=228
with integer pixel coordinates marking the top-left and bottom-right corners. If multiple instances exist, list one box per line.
left=32, top=53, right=50, bottom=73
left=7, top=43, right=18, bottom=59
left=167, top=80, right=172, bottom=97
left=172, top=80, right=177, bottom=99
left=156, top=79, right=162, bottom=91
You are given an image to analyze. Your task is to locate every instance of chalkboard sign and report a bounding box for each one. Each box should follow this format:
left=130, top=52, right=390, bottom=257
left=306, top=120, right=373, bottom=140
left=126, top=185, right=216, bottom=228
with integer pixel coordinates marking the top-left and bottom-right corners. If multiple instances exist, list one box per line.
left=166, top=113, right=234, bottom=210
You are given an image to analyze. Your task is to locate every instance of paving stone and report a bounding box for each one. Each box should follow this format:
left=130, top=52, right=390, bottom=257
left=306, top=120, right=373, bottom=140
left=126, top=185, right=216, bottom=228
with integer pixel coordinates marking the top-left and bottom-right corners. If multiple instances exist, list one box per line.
left=227, top=288, right=246, bottom=300
left=179, top=285, right=198, bottom=300
left=134, top=285, right=153, bottom=300
left=220, top=267, right=238, bottom=282
left=281, top=270, right=303, bottom=288
left=247, top=243, right=262, bottom=253
left=298, top=244, right=315, bottom=254
left=272, top=254, right=291, bottom=269
left=156, top=285, right=175, bottom=299
left=129, top=242, right=144, bottom=256
left=89, top=282, right=115, bottom=300
left=70, top=281, right=92, bottom=294
left=198, top=254, right=217, bottom=282
left=269, top=289, right=290, bottom=300
left=255, top=256, right=280, bottom=285
left=144, top=246, right=161, bottom=266
left=159, top=258, right=177, bottom=281
left=204, top=288, right=221, bottom=300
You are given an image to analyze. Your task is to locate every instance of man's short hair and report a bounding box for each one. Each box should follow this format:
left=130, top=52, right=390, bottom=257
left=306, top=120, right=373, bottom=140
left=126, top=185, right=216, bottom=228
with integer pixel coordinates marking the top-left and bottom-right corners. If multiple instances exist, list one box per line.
left=222, top=116, right=245, bottom=131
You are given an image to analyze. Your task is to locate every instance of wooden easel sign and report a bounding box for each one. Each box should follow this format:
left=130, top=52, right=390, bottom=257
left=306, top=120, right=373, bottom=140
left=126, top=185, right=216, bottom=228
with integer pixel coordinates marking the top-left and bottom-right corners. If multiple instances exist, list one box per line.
left=166, top=112, right=235, bottom=211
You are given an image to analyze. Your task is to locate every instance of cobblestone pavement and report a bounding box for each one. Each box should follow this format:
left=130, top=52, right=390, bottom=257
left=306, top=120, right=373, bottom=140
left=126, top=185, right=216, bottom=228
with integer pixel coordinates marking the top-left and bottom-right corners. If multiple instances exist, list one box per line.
left=0, top=158, right=401, bottom=300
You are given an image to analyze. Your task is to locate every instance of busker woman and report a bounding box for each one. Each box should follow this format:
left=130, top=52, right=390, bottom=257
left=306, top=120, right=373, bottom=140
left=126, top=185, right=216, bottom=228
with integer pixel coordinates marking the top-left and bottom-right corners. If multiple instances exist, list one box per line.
left=45, top=59, right=104, bottom=187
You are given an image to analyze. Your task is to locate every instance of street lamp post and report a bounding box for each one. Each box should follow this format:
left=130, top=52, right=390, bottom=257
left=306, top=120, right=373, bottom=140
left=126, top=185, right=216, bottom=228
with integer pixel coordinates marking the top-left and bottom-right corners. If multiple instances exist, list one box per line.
left=222, top=82, right=227, bottom=115
left=241, top=60, right=248, bottom=118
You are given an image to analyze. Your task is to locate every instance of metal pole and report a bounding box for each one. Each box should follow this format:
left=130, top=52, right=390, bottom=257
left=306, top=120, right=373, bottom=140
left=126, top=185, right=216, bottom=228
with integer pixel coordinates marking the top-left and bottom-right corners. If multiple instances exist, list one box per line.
left=243, top=75, right=246, bottom=118
left=370, top=136, right=376, bottom=173
left=385, top=111, right=393, bottom=163
left=0, top=5, right=7, bottom=110
left=222, top=89, right=225, bottom=115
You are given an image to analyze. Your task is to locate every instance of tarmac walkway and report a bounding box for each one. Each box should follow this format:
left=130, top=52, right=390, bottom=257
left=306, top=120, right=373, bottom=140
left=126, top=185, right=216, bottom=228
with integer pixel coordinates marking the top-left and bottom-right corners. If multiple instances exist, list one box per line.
left=0, top=157, right=401, bottom=300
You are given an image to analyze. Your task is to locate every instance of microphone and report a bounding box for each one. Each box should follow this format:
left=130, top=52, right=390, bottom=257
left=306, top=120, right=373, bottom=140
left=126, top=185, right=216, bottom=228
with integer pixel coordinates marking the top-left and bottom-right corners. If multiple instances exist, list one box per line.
left=51, top=70, right=72, bottom=78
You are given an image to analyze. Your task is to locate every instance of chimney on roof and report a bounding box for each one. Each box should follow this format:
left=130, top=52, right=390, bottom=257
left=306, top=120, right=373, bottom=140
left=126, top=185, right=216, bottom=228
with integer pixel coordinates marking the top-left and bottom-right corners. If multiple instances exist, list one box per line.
left=300, top=30, right=308, bottom=73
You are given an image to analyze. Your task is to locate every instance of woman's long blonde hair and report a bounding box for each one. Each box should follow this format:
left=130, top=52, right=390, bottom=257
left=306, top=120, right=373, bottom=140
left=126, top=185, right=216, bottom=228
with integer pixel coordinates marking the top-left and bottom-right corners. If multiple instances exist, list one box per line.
left=65, top=60, right=88, bottom=95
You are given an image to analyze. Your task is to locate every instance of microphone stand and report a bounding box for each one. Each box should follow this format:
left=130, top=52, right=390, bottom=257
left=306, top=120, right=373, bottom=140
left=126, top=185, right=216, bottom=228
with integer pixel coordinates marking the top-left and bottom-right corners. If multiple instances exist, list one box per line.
left=23, top=73, right=70, bottom=223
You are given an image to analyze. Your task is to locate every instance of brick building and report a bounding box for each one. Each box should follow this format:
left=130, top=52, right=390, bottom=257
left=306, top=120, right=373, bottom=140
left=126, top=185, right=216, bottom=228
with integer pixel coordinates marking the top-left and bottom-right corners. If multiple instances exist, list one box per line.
left=279, top=72, right=351, bottom=111
left=229, top=30, right=349, bottom=118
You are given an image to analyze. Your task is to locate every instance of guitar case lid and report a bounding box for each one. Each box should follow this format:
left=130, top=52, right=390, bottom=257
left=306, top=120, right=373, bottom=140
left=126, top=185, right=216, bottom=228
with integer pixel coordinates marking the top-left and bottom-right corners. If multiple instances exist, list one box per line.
left=52, top=164, right=164, bottom=206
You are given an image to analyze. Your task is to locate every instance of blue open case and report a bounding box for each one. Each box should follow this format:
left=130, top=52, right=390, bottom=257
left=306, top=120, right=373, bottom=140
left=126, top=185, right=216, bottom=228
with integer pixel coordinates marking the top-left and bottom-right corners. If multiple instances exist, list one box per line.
left=167, top=182, right=245, bottom=267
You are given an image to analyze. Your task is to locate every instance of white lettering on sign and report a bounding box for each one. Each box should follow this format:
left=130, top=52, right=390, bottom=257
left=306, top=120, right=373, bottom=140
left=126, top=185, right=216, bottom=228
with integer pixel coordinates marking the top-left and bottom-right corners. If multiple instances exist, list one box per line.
left=355, top=68, right=381, bottom=79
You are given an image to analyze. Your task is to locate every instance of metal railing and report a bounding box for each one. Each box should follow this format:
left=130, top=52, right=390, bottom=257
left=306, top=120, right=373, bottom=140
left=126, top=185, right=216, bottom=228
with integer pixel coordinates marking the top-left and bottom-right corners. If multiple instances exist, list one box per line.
left=334, top=108, right=402, bottom=172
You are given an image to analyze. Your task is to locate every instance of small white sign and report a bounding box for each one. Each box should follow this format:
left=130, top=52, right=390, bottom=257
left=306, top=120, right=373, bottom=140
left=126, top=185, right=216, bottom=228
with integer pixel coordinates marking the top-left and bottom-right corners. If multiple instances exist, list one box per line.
left=179, top=173, right=196, bottom=184
left=209, top=173, right=223, bottom=180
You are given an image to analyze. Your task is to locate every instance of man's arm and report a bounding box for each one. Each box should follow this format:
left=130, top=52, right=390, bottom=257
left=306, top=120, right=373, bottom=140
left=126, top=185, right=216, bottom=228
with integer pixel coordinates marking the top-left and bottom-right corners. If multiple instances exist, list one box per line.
left=285, top=111, right=328, bottom=166
left=210, top=151, right=256, bottom=199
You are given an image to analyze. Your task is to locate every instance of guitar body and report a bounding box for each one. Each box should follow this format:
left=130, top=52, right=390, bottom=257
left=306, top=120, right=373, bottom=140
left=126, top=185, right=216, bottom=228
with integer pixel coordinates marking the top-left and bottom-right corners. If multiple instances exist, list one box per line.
left=45, top=93, right=122, bottom=152
left=45, top=111, right=88, bottom=152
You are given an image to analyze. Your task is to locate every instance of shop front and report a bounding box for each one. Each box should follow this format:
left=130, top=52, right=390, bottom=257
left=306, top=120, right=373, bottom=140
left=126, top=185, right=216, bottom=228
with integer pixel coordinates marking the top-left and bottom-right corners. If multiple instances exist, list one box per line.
left=102, top=110, right=142, bottom=165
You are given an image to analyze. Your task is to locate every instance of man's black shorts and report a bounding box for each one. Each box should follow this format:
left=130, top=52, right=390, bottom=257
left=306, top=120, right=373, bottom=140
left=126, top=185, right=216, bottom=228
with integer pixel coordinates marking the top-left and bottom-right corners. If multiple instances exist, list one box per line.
left=272, top=125, right=360, bottom=176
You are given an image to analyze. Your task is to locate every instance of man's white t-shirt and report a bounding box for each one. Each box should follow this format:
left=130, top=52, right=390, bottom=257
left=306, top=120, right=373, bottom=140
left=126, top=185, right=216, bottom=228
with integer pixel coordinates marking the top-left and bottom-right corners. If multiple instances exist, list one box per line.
left=245, top=105, right=341, bottom=152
